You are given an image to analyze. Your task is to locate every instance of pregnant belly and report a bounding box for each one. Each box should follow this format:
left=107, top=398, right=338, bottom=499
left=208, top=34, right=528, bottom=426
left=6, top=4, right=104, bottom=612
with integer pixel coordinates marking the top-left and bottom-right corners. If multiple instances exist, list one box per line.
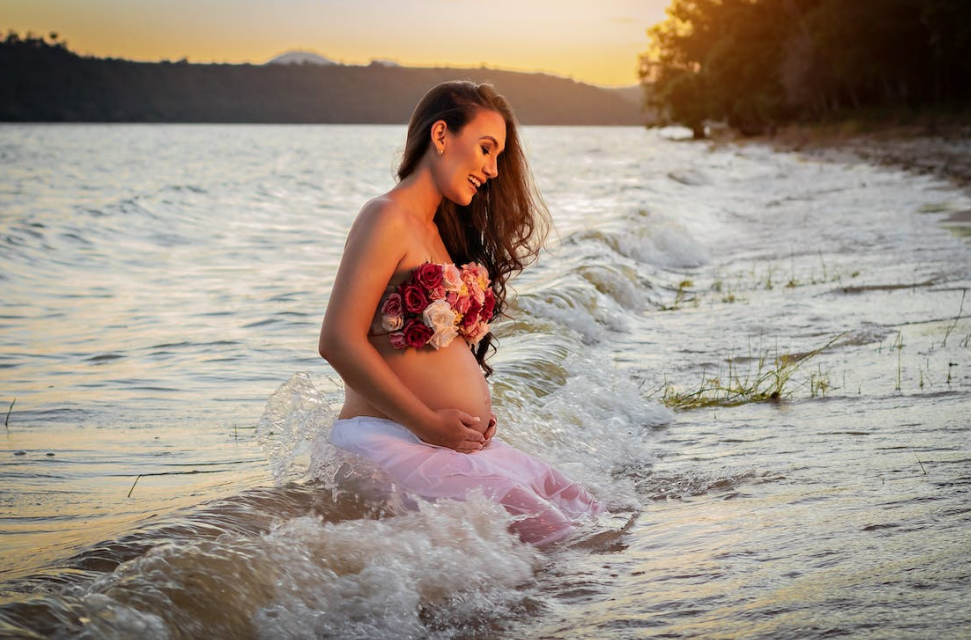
left=349, top=339, right=492, bottom=435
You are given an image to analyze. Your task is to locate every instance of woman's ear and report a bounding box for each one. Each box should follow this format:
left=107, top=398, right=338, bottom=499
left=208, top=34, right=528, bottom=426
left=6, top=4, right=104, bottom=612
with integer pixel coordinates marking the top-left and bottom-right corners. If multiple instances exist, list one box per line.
left=430, top=120, right=447, bottom=155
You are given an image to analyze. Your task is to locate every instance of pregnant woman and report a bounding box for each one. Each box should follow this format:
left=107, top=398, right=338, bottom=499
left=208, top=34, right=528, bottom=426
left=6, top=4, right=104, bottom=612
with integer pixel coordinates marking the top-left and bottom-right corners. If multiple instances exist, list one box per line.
left=318, top=81, right=602, bottom=545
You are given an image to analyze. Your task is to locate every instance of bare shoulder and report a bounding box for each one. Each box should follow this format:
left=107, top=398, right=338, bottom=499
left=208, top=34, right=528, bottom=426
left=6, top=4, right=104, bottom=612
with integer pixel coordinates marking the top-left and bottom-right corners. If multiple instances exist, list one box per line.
left=341, top=195, right=413, bottom=271
left=353, top=195, right=412, bottom=236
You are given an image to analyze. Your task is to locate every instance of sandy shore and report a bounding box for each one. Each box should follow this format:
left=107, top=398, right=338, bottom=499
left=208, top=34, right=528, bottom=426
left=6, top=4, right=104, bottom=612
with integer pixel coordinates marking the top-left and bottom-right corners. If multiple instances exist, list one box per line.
left=719, top=120, right=971, bottom=192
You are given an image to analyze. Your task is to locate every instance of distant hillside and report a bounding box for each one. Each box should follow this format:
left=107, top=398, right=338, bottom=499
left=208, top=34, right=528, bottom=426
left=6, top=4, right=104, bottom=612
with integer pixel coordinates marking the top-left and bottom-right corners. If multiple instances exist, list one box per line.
left=0, top=35, right=645, bottom=125
left=265, top=50, right=337, bottom=66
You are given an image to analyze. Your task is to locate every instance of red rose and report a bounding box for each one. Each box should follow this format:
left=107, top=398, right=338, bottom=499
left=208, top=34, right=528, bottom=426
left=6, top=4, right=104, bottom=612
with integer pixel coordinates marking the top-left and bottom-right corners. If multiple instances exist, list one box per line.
left=480, top=289, right=496, bottom=320
left=462, top=299, right=482, bottom=328
left=414, top=263, right=444, bottom=290
left=400, top=283, right=429, bottom=314
left=381, top=292, right=403, bottom=317
left=403, top=318, right=434, bottom=348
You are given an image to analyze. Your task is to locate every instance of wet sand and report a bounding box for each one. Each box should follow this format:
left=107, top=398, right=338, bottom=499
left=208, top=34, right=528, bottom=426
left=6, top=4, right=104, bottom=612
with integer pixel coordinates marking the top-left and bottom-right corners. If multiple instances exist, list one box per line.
left=721, top=120, right=971, bottom=191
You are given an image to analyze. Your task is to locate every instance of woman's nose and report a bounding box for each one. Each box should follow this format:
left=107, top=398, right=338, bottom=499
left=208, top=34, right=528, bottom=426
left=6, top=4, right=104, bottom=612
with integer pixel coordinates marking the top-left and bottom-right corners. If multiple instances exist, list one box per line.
left=484, top=157, right=498, bottom=179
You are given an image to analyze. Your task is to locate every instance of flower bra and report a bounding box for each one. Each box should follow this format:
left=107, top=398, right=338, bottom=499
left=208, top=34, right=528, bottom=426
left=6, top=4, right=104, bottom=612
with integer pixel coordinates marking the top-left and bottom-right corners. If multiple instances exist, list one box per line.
left=370, top=262, right=495, bottom=350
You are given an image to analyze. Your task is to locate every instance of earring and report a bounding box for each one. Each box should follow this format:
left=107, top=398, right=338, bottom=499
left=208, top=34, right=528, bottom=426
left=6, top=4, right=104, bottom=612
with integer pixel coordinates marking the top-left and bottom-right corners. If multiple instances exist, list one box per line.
left=437, top=146, right=444, bottom=156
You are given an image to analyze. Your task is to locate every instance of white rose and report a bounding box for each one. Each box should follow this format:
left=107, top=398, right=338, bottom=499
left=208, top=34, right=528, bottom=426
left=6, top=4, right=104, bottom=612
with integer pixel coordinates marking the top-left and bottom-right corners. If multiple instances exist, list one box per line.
left=428, top=325, right=459, bottom=350
left=381, top=314, right=403, bottom=332
left=422, top=299, right=456, bottom=333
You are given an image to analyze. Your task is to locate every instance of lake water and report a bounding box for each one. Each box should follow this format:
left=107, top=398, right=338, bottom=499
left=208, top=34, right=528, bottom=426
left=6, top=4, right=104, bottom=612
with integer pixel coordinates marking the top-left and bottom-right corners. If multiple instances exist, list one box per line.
left=1, top=124, right=969, bottom=639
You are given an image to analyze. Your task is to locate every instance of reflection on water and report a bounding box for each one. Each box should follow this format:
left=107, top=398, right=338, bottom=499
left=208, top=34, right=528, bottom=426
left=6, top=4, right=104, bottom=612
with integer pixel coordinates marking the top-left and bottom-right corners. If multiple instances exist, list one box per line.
left=1, top=124, right=970, bottom=639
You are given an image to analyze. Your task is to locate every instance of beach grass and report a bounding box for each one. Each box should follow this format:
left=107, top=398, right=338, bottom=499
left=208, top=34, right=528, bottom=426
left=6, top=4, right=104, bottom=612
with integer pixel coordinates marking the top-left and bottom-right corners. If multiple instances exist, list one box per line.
left=648, top=335, right=844, bottom=410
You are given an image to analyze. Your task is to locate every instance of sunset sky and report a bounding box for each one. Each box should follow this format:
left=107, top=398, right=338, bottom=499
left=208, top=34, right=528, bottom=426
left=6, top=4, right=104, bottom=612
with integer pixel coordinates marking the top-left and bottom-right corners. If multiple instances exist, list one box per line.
left=3, top=0, right=671, bottom=87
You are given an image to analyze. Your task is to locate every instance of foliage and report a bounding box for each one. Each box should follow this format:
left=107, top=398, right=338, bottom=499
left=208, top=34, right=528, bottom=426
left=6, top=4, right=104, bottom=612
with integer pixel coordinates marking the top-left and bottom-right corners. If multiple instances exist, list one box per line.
left=640, top=0, right=971, bottom=135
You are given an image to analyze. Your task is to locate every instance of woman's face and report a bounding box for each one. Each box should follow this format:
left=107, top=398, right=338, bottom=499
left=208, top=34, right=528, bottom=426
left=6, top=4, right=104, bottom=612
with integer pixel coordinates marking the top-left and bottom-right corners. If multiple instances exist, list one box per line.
left=435, top=109, right=506, bottom=206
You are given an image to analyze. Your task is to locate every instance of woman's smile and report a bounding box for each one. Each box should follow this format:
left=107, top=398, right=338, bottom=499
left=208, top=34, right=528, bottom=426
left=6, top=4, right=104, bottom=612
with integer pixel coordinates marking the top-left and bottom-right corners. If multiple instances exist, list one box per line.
left=439, top=109, right=505, bottom=205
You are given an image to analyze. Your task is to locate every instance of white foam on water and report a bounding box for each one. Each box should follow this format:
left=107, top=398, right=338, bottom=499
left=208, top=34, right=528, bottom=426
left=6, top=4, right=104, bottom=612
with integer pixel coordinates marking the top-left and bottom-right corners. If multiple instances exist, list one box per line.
left=66, top=495, right=538, bottom=640
left=575, top=263, right=652, bottom=311
left=257, top=372, right=339, bottom=485
left=76, top=593, right=172, bottom=640
left=613, top=214, right=710, bottom=269
left=252, top=499, right=540, bottom=640
left=493, top=351, right=672, bottom=510
left=513, top=285, right=617, bottom=343
left=260, top=361, right=671, bottom=517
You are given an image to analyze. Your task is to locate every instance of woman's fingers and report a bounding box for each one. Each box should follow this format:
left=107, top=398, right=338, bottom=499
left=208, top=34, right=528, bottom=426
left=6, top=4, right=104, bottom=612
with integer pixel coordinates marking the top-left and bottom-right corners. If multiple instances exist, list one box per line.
left=484, top=415, right=497, bottom=438
left=460, top=412, right=482, bottom=427
left=431, top=408, right=483, bottom=449
left=481, top=413, right=497, bottom=446
left=456, top=431, right=483, bottom=453
left=458, top=413, right=484, bottom=442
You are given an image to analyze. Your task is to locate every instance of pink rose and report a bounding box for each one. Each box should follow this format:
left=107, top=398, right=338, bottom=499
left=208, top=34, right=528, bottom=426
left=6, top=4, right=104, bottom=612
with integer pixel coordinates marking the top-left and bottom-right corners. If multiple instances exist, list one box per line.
left=429, top=285, right=446, bottom=301
left=381, top=292, right=403, bottom=317
left=453, top=294, right=472, bottom=314
left=414, top=263, right=444, bottom=290
left=461, top=262, right=489, bottom=282
left=400, top=283, right=429, bottom=314
left=442, top=264, right=463, bottom=292
left=466, top=322, right=490, bottom=346
left=389, top=331, right=408, bottom=349
left=403, top=318, right=434, bottom=348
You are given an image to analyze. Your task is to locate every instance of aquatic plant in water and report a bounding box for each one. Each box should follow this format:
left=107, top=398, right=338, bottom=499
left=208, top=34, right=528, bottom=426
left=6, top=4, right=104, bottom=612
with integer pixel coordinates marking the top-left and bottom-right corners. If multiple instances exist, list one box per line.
left=651, top=335, right=843, bottom=410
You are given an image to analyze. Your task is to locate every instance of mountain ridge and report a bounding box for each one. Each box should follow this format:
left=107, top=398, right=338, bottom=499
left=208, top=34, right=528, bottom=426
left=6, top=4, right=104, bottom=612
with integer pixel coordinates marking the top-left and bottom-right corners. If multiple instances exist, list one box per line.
left=0, top=37, right=646, bottom=125
left=265, top=50, right=337, bottom=66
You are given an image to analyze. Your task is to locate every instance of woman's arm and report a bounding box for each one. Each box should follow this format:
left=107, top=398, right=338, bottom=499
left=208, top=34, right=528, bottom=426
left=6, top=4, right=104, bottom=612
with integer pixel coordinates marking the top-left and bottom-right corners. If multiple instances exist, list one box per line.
left=318, top=199, right=485, bottom=453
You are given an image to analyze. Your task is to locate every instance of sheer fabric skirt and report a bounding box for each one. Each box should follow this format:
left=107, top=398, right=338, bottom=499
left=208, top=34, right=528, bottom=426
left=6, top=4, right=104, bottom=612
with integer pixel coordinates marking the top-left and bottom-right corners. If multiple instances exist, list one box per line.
left=330, top=416, right=603, bottom=545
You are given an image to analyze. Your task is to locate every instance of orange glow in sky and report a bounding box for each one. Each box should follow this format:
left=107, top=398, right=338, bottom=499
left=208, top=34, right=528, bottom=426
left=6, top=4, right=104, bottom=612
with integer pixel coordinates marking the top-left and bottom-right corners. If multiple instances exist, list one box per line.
left=3, top=0, right=671, bottom=87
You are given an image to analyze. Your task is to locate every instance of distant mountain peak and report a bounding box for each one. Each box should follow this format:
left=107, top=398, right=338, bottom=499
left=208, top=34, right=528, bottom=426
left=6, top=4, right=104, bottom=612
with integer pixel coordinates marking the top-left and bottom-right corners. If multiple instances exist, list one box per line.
left=266, top=51, right=337, bottom=66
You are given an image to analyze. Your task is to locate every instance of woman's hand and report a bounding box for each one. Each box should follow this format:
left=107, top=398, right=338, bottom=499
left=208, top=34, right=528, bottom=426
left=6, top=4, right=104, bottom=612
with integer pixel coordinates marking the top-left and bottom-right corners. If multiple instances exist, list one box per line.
left=483, top=412, right=497, bottom=447
left=421, top=409, right=486, bottom=453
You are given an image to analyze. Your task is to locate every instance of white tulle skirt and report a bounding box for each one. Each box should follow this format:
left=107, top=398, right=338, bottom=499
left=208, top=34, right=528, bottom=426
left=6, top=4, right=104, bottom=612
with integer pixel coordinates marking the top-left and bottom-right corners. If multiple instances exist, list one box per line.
left=329, top=416, right=604, bottom=546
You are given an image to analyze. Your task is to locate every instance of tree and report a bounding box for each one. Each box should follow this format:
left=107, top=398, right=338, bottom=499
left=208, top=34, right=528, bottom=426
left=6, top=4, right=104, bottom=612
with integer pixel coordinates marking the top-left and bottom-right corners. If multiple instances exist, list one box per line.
left=639, top=0, right=970, bottom=134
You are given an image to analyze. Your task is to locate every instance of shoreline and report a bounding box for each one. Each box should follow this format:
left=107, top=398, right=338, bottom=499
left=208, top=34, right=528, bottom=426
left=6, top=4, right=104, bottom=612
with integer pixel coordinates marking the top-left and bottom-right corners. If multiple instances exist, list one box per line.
left=712, top=120, right=971, bottom=194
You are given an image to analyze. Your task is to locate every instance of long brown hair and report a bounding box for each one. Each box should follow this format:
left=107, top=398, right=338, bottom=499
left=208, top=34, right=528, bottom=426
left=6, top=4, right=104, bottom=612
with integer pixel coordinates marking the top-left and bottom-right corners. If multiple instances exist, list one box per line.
left=398, top=81, right=550, bottom=376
